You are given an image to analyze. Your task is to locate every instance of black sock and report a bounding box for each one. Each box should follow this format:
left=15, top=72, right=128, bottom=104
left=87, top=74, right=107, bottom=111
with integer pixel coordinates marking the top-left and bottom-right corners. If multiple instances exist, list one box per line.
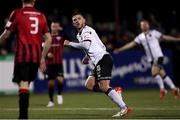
left=93, top=84, right=102, bottom=92
left=19, top=92, right=29, bottom=119
left=57, top=82, right=63, bottom=95
left=48, top=86, right=54, bottom=102
left=105, top=88, right=113, bottom=95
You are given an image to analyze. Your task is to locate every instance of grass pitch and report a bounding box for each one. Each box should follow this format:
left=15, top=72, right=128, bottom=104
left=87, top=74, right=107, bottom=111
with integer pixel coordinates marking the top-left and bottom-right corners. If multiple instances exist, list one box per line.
left=0, top=89, right=180, bottom=119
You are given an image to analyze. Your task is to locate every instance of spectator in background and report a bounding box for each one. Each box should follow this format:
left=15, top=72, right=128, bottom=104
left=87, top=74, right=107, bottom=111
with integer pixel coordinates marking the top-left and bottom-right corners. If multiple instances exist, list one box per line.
left=0, top=0, right=52, bottom=118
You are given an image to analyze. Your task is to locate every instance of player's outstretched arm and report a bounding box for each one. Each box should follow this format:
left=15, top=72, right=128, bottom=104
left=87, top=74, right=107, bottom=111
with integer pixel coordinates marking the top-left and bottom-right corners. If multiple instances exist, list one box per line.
left=0, top=30, right=11, bottom=46
left=113, top=41, right=137, bottom=53
left=64, top=40, right=90, bottom=50
left=161, top=35, right=180, bottom=41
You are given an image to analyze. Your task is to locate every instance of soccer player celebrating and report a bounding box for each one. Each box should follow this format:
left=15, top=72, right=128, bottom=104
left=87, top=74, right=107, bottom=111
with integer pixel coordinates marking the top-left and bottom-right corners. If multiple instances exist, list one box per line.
left=64, top=11, right=131, bottom=118
left=0, top=0, right=52, bottom=119
left=114, top=20, right=180, bottom=100
left=45, top=20, right=65, bottom=107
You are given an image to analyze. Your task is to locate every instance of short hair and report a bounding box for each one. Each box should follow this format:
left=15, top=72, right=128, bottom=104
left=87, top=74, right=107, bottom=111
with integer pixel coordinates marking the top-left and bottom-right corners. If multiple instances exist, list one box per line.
left=72, top=10, right=85, bottom=18
left=51, top=19, right=60, bottom=24
left=140, top=19, right=150, bottom=24
left=21, top=0, right=33, bottom=3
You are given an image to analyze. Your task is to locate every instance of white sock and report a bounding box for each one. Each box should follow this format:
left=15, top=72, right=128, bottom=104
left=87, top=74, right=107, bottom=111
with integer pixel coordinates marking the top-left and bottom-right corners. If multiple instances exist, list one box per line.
left=107, top=89, right=126, bottom=109
left=154, top=75, right=164, bottom=90
left=163, top=76, right=175, bottom=89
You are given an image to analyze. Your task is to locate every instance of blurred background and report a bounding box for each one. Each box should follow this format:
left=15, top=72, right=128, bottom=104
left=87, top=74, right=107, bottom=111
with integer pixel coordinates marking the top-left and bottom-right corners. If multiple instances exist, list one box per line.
left=0, top=0, right=180, bottom=93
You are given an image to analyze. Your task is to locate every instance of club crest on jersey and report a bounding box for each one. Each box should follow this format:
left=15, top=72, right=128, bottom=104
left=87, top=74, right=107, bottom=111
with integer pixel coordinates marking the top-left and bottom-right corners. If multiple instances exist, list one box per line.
left=56, top=36, right=61, bottom=41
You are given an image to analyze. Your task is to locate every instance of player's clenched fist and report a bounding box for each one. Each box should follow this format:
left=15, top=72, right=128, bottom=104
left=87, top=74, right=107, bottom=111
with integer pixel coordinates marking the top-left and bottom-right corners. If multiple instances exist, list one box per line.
left=64, top=40, right=70, bottom=46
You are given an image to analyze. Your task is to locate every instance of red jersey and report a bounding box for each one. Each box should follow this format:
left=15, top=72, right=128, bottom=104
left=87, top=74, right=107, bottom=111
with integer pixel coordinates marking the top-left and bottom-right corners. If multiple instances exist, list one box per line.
left=5, top=7, right=49, bottom=63
left=46, top=34, right=64, bottom=65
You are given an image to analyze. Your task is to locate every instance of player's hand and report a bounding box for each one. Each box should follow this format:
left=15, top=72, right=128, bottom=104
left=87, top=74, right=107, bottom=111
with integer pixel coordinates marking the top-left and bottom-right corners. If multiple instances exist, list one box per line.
left=47, top=52, right=54, bottom=58
left=40, top=58, right=46, bottom=72
left=82, top=56, right=89, bottom=64
left=64, top=40, right=70, bottom=46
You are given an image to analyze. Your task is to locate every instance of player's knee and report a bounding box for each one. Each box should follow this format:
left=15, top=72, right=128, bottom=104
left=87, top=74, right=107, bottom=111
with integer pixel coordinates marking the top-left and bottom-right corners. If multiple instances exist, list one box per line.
left=151, top=70, right=159, bottom=77
left=84, top=80, right=94, bottom=90
left=57, top=76, right=64, bottom=83
left=18, top=81, right=30, bottom=94
left=48, top=80, right=55, bottom=88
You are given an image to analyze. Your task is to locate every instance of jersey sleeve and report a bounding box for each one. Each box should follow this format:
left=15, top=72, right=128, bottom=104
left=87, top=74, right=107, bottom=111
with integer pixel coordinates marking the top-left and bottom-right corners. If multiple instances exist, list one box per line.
left=82, top=31, right=92, bottom=41
left=69, top=41, right=91, bottom=50
left=134, top=36, right=141, bottom=44
left=5, top=10, right=17, bottom=32
left=154, top=30, right=162, bottom=39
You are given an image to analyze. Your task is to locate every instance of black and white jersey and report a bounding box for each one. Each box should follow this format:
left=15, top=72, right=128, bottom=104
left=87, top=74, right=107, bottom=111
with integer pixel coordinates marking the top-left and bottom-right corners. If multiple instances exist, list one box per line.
left=134, top=30, right=163, bottom=62
left=76, top=25, right=108, bottom=65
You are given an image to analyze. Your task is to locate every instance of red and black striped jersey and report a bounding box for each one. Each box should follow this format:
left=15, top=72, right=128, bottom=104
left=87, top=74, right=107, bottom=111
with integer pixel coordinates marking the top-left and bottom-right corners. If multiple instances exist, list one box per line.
left=5, top=7, right=49, bottom=63
left=46, top=34, right=64, bottom=65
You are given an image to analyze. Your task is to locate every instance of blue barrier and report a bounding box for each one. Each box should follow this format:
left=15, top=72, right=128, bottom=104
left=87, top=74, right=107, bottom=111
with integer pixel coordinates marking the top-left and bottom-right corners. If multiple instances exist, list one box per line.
left=111, top=50, right=173, bottom=89
left=34, top=50, right=173, bottom=93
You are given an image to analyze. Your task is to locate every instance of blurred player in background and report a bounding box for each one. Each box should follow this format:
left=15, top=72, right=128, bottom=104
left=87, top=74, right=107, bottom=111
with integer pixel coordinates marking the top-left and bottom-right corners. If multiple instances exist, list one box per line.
left=64, top=11, right=131, bottom=118
left=114, top=20, right=180, bottom=100
left=0, top=0, right=52, bottom=119
left=45, top=20, right=65, bottom=107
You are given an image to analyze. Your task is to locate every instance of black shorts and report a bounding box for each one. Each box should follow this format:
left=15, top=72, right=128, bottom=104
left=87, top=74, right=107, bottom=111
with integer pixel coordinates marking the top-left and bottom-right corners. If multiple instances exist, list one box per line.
left=91, top=54, right=113, bottom=81
left=45, top=64, right=64, bottom=80
left=12, top=63, right=39, bottom=83
left=151, top=57, right=164, bottom=68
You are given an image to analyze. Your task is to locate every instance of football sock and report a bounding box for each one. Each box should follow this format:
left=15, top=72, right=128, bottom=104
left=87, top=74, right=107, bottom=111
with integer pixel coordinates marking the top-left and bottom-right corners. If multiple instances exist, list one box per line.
left=163, top=76, right=175, bottom=89
left=48, top=82, right=54, bottom=102
left=106, top=88, right=126, bottom=109
left=57, top=82, right=63, bottom=95
left=154, top=75, right=165, bottom=90
left=19, top=89, right=29, bottom=119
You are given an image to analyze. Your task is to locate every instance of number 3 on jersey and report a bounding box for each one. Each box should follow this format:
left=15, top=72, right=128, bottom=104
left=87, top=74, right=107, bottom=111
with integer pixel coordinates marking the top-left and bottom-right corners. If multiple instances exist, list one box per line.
left=29, top=17, right=39, bottom=34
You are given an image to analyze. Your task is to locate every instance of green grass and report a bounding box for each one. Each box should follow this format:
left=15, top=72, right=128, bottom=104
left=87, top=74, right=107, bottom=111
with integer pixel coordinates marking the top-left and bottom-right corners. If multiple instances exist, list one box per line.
left=0, top=89, right=180, bottom=119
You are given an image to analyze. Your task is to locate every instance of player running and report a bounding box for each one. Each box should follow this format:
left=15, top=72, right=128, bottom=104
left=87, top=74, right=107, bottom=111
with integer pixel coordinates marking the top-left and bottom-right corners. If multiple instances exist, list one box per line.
left=114, top=20, right=180, bottom=100
left=64, top=11, right=131, bottom=118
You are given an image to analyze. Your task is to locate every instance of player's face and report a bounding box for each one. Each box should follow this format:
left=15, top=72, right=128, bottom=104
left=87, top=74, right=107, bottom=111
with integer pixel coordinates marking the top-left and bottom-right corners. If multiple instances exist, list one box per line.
left=140, top=21, right=150, bottom=32
left=72, top=15, right=85, bottom=29
left=51, top=22, right=61, bottom=33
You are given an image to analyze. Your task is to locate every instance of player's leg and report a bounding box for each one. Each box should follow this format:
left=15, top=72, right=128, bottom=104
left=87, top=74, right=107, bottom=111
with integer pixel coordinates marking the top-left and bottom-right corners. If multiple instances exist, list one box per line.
left=100, top=80, right=127, bottom=108
left=46, top=65, right=55, bottom=107
left=56, top=64, right=64, bottom=104
left=84, top=69, right=102, bottom=92
left=57, top=76, right=64, bottom=104
left=47, top=80, right=55, bottom=106
left=151, top=64, right=167, bottom=99
left=98, top=80, right=131, bottom=117
left=96, top=54, right=130, bottom=117
left=18, top=81, right=30, bottom=119
left=12, top=63, right=30, bottom=119
left=159, top=68, right=180, bottom=99
left=13, top=63, right=38, bottom=119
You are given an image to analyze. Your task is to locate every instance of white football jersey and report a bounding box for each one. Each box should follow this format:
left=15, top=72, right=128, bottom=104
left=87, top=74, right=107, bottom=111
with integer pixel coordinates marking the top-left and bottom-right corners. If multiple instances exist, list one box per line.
left=76, top=25, right=108, bottom=65
left=134, top=30, right=163, bottom=62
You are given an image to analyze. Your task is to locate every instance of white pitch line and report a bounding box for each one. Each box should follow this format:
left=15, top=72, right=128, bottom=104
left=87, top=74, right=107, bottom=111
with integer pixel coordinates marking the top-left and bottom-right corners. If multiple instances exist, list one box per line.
left=1, top=107, right=180, bottom=111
